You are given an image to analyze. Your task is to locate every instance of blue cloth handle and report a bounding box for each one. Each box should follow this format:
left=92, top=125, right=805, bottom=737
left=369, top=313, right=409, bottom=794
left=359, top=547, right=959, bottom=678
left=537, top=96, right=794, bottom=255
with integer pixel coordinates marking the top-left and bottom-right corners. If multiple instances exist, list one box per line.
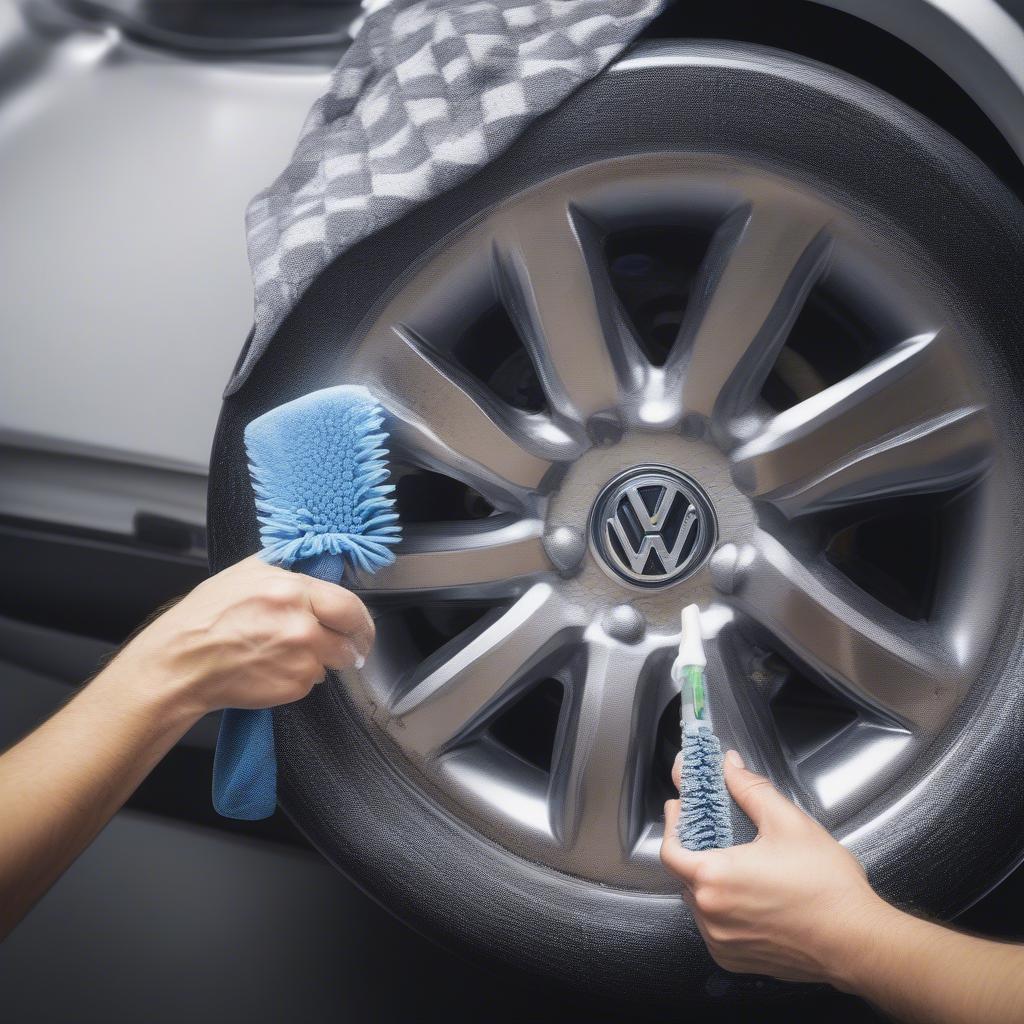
left=212, top=551, right=346, bottom=820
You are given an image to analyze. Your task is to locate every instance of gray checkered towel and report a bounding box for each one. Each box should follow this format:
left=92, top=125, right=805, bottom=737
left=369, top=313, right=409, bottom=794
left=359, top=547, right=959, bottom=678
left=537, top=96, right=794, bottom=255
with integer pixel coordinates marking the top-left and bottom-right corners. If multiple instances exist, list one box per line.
left=228, top=0, right=665, bottom=394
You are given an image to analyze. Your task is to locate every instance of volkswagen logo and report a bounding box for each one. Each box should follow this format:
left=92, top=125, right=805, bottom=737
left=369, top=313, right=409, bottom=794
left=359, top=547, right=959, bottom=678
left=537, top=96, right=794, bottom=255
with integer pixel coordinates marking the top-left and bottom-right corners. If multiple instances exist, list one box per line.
left=589, top=467, right=717, bottom=589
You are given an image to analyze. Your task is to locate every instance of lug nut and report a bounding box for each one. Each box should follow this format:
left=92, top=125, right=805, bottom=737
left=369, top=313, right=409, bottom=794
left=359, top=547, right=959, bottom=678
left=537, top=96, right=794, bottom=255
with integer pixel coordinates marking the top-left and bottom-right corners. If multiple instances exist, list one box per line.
left=602, top=604, right=646, bottom=644
left=710, top=542, right=754, bottom=595
left=543, top=525, right=587, bottom=577
left=711, top=543, right=739, bottom=594
left=586, top=411, right=624, bottom=447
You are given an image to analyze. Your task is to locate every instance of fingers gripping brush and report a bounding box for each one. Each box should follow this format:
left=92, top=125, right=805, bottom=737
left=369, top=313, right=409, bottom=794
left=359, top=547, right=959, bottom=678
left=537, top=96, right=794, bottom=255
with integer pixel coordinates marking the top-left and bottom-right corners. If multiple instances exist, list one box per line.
left=213, top=385, right=401, bottom=820
left=673, top=604, right=733, bottom=850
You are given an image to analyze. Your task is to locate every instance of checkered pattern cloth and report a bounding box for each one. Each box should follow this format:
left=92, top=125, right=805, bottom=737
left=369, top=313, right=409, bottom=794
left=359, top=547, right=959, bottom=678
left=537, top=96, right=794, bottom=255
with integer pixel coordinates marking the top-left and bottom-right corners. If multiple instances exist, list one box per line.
left=228, top=0, right=665, bottom=394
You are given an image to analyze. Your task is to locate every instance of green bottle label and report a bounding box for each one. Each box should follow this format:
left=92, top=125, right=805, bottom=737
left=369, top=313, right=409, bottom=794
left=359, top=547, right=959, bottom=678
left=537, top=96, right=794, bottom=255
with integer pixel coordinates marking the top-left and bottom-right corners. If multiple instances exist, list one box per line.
left=686, top=664, right=707, bottom=722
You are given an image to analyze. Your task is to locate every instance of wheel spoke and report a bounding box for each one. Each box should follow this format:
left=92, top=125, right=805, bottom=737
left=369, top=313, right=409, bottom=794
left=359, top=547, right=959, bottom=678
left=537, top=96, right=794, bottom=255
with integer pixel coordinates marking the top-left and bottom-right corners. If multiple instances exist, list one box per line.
left=731, top=331, right=992, bottom=516
left=734, top=532, right=958, bottom=731
left=492, top=203, right=628, bottom=422
left=385, top=584, right=582, bottom=757
left=351, top=516, right=549, bottom=598
left=364, top=324, right=559, bottom=498
left=798, top=721, right=913, bottom=812
left=549, top=636, right=650, bottom=852
left=676, top=201, right=832, bottom=421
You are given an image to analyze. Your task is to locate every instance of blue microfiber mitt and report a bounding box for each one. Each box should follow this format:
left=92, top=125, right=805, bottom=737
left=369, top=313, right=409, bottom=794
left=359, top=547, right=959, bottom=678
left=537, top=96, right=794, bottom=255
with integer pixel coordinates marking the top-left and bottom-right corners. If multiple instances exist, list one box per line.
left=673, top=604, right=734, bottom=851
left=213, top=385, right=401, bottom=820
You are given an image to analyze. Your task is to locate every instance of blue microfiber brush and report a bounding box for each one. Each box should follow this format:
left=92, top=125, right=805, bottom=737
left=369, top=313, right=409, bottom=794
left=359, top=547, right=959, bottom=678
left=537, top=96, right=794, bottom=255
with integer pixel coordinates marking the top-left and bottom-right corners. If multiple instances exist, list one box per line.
left=213, top=384, right=401, bottom=820
left=673, top=604, right=733, bottom=851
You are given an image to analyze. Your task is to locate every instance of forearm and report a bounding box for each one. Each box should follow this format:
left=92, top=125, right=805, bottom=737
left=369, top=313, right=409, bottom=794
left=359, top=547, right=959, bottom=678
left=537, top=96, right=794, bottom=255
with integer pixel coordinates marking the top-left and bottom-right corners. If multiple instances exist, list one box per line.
left=834, top=900, right=1024, bottom=1024
left=0, top=658, right=201, bottom=937
left=0, top=557, right=372, bottom=940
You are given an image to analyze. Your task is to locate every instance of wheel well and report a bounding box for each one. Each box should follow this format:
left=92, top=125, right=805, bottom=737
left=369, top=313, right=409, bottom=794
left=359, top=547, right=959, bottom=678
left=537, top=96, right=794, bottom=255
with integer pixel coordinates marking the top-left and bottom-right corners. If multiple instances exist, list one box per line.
left=641, top=0, right=1024, bottom=200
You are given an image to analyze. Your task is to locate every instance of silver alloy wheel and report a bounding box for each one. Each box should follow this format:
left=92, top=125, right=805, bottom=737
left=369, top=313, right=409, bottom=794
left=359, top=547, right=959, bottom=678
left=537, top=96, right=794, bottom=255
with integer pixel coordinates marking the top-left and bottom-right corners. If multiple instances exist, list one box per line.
left=327, top=154, right=1008, bottom=893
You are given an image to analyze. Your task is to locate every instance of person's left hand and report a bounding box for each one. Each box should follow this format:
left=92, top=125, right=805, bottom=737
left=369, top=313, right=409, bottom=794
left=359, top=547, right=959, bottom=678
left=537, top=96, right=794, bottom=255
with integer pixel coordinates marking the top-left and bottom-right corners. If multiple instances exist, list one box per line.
left=660, top=749, right=892, bottom=987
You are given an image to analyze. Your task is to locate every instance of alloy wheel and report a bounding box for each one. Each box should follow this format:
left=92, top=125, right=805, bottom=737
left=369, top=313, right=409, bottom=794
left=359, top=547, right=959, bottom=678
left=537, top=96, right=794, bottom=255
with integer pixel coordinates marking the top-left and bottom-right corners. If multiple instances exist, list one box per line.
left=335, top=155, right=1008, bottom=891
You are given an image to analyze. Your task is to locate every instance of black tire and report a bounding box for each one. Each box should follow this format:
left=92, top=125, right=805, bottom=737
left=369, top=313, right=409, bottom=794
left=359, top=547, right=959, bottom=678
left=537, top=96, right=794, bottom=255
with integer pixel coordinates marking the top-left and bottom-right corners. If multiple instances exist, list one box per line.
left=209, top=41, right=1024, bottom=1007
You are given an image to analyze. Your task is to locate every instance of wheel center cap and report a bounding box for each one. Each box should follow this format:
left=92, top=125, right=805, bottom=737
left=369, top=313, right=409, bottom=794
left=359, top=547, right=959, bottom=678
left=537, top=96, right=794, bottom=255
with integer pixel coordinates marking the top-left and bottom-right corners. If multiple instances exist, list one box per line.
left=588, top=466, right=717, bottom=590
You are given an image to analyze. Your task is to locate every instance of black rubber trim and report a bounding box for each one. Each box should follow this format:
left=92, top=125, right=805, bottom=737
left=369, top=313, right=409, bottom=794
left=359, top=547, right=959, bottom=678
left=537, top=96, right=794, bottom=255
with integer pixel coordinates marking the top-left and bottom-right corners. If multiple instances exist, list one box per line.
left=209, top=42, right=1024, bottom=1005
left=0, top=514, right=206, bottom=644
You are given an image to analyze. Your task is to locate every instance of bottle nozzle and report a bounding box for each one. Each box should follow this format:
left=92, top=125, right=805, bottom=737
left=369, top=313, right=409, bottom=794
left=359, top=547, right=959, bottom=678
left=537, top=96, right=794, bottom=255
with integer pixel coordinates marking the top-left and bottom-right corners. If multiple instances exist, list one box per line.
left=673, top=603, right=706, bottom=676
left=673, top=604, right=709, bottom=729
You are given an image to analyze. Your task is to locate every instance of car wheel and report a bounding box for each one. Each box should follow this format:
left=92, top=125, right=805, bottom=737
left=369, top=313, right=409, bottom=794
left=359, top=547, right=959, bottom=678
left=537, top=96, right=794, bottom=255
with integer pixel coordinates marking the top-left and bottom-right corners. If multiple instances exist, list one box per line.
left=209, top=41, right=1024, bottom=1005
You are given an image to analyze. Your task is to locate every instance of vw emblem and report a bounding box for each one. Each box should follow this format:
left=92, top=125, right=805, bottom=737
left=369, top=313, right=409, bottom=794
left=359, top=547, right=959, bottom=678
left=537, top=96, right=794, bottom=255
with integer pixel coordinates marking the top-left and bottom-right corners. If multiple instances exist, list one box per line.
left=589, top=467, right=717, bottom=589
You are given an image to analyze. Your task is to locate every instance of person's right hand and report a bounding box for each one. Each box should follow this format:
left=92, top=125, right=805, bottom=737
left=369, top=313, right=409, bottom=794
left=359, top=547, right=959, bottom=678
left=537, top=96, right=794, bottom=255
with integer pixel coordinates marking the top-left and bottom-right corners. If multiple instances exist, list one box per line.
left=660, top=749, right=892, bottom=988
left=110, top=554, right=374, bottom=718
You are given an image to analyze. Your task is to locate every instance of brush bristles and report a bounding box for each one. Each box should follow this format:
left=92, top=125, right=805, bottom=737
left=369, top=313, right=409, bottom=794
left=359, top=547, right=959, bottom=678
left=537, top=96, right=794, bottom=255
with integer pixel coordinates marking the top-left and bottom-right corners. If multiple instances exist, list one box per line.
left=246, top=395, right=401, bottom=573
left=678, top=729, right=733, bottom=851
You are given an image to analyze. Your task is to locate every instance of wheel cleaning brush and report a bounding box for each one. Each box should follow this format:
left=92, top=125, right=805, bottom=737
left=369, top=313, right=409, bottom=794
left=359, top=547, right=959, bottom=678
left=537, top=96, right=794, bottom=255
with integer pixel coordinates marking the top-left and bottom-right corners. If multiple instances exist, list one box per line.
left=673, top=604, right=733, bottom=850
left=213, top=384, right=401, bottom=820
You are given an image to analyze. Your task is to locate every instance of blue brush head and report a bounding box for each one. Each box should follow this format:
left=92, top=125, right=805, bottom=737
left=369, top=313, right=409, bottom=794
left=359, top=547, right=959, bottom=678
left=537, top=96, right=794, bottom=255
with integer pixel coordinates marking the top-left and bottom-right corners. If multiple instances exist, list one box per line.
left=678, top=729, right=733, bottom=851
left=244, top=384, right=401, bottom=577
left=215, top=385, right=400, bottom=821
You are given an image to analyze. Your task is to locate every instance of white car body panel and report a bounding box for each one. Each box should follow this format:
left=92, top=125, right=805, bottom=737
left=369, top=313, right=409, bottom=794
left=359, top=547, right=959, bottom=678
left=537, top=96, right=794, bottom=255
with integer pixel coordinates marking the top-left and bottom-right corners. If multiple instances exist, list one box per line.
left=1, top=0, right=1022, bottom=536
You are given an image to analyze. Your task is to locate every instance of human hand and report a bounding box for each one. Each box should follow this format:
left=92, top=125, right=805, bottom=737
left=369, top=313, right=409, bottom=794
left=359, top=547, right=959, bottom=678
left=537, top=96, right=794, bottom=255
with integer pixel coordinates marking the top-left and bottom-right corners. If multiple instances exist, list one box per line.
left=109, top=555, right=374, bottom=719
left=660, top=749, right=894, bottom=987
